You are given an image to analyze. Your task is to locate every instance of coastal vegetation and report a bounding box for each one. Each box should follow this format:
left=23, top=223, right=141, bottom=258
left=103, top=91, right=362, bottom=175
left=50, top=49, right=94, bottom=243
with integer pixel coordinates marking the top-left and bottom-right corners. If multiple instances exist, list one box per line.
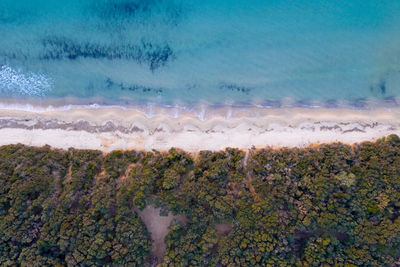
left=0, top=135, right=399, bottom=266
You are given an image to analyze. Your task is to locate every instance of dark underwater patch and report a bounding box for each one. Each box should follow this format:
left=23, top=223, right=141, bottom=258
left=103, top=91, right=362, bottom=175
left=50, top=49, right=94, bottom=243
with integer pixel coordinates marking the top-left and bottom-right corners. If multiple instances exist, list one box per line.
left=369, top=78, right=387, bottom=96
left=105, top=78, right=163, bottom=94
left=107, top=1, right=151, bottom=17
left=40, top=37, right=175, bottom=71
left=379, top=80, right=386, bottom=95
left=91, top=0, right=183, bottom=26
left=0, top=17, right=13, bottom=24
left=92, top=0, right=152, bottom=22
left=218, top=83, right=251, bottom=94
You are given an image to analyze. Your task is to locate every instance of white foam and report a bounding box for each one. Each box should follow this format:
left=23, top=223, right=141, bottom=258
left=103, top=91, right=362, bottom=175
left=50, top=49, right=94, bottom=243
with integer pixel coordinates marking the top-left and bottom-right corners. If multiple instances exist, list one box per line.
left=226, top=108, right=232, bottom=120
left=198, top=105, right=206, bottom=121
left=0, top=65, right=52, bottom=96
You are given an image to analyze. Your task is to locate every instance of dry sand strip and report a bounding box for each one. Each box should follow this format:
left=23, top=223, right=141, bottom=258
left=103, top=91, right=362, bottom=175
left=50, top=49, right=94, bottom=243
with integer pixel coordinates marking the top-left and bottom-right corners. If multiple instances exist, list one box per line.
left=0, top=107, right=399, bottom=152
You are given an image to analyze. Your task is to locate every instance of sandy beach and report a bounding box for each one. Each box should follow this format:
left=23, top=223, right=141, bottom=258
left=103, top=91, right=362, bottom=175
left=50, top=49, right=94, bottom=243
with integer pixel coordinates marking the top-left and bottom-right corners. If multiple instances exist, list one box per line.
left=0, top=105, right=399, bottom=152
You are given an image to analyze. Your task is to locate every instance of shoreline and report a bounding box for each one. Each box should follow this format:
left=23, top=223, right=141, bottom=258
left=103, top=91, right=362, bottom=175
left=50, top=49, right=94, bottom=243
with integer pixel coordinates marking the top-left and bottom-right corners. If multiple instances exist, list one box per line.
left=0, top=105, right=399, bottom=152
left=0, top=95, right=399, bottom=115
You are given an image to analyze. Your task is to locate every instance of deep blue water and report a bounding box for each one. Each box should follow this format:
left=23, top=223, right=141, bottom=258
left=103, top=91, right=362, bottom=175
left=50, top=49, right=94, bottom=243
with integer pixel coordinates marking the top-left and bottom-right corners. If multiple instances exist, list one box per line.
left=1, top=0, right=400, bottom=108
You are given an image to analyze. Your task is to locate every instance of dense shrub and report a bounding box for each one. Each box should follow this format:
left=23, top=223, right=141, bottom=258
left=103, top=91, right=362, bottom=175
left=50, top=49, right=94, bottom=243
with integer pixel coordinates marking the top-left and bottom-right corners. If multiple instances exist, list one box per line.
left=0, top=136, right=399, bottom=266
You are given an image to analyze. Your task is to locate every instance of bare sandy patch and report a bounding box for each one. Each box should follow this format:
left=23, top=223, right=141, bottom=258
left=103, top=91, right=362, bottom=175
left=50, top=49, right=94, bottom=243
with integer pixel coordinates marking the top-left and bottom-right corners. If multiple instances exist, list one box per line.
left=135, top=206, right=186, bottom=263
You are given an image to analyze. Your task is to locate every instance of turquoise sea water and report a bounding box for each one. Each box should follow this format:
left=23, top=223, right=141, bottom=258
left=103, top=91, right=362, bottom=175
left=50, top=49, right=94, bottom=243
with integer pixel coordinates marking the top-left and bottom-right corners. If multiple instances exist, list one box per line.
left=1, top=0, right=400, bottom=109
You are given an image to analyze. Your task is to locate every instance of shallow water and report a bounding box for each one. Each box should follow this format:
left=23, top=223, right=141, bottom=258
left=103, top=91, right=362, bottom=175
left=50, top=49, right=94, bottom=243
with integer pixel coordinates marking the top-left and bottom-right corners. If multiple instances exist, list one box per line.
left=1, top=0, right=400, bottom=108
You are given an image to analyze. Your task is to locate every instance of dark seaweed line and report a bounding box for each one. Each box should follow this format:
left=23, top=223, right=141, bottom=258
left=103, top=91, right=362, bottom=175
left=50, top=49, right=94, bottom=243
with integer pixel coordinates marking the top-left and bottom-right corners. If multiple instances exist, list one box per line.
left=105, top=78, right=163, bottom=94
left=40, top=37, right=175, bottom=71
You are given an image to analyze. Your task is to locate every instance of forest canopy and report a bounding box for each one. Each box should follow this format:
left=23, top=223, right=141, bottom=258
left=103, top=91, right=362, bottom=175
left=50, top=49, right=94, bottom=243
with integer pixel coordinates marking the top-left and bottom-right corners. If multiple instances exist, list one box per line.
left=0, top=135, right=399, bottom=266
